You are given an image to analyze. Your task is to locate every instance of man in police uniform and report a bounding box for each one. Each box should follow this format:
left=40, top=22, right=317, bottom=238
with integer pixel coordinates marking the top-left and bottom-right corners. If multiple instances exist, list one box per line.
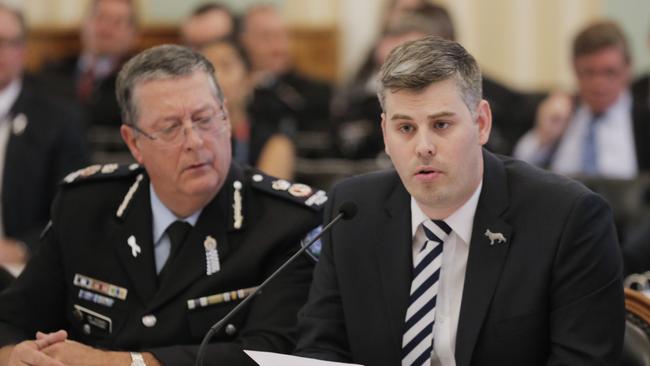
left=0, top=45, right=324, bottom=365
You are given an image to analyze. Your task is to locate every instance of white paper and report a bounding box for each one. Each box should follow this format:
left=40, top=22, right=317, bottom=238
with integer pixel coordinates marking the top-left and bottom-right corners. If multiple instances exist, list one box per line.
left=244, top=350, right=364, bottom=366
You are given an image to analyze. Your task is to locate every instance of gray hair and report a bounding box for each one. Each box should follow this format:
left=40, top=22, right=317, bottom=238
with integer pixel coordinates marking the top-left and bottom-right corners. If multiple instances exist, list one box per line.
left=116, top=44, right=224, bottom=126
left=378, top=36, right=482, bottom=116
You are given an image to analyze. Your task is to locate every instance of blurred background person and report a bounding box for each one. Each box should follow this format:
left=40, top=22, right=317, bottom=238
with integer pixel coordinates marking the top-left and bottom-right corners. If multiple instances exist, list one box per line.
left=39, top=0, right=138, bottom=162
left=201, top=38, right=295, bottom=179
left=0, top=4, right=89, bottom=269
left=240, top=4, right=332, bottom=179
left=514, top=20, right=650, bottom=179
left=631, top=26, right=650, bottom=110
left=181, top=2, right=235, bottom=51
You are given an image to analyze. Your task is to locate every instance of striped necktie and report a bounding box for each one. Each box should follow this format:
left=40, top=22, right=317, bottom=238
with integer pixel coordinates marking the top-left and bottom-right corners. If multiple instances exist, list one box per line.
left=402, top=219, right=451, bottom=366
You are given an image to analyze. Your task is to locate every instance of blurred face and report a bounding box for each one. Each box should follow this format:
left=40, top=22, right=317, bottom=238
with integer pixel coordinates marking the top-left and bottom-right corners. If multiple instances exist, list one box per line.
left=121, top=71, right=232, bottom=213
left=202, top=42, right=249, bottom=110
left=374, top=31, right=426, bottom=66
left=241, top=9, right=291, bottom=74
left=0, top=9, right=24, bottom=89
left=381, top=78, right=491, bottom=219
left=574, top=46, right=630, bottom=113
left=182, top=9, right=234, bottom=50
left=82, top=0, right=136, bottom=57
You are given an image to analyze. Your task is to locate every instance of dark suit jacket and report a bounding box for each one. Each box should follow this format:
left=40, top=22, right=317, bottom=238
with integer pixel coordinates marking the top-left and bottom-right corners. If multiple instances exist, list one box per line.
left=296, top=150, right=624, bottom=365
left=0, top=162, right=323, bottom=365
left=2, top=78, right=89, bottom=250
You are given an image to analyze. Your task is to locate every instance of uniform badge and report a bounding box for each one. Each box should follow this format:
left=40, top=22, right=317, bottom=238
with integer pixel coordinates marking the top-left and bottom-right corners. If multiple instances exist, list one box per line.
left=11, top=113, right=27, bottom=136
left=233, top=181, right=243, bottom=229
left=204, top=236, right=221, bottom=275
left=187, top=286, right=258, bottom=310
left=288, top=183, right=312, bottom=198
left=271, top=179, right=291, bottom=191
left=127, top=235, right=141, bottom=258
left=305, top=190, right=328, bottom=207
left=73, top=274, right=128, bottom=300
left=101, top=163, right=119, bottom=174
left=73, top=304, right=112, bottom=335
left=300, top=225, right=323, bottom=262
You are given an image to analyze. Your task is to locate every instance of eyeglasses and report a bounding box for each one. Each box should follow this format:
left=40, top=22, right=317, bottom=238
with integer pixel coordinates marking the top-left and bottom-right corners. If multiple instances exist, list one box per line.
left=129, top=109, right=229, bottom=147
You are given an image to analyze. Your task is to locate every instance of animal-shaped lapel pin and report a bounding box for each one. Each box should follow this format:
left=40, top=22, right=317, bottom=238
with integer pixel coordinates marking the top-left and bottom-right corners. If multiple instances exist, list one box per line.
left=484, top=229, right=507, bottom=246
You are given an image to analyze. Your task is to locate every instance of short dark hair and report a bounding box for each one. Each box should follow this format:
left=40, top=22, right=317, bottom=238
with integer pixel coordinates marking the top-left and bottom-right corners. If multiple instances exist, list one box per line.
left=190, top=2, right=232, bottom=18
left=573, top=21, right=630, bottom=63
left=378, top=36, right=482, bottom=115
left=88, top=0, right=139, bottom=28
left=116, top=45, right=224, bottom=126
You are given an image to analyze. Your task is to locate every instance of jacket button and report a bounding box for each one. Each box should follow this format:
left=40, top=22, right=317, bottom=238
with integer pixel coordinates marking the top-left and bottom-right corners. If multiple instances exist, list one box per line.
left=225, top=324, right=236, bottom=336
left=142, top=314, right=157, bottom=328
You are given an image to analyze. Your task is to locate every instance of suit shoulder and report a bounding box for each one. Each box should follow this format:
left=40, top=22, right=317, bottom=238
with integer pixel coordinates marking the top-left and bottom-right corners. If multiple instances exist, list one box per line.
left=61, top=163, right=144, bottom=187
left=245, top=169, right=327, bottom=211
left=333, top=169, right=399, bottom=194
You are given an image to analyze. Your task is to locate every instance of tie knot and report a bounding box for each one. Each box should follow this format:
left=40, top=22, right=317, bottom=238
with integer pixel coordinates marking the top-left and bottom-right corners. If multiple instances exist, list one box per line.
left=422, top=219, right=451, bottom=243
left=167, top=220, right=192, bottom=253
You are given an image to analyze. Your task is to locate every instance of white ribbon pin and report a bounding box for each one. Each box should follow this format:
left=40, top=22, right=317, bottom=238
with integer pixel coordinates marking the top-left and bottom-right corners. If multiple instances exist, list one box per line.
left=484, top=229, right=507, bottom=245
left=127, top=235, right=141, bottom=257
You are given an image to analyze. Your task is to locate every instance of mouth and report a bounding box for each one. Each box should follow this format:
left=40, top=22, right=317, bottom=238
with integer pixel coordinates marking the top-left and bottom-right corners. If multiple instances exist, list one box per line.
left=184, top=161, right=211, bottom=172
left=414, top=167, right=442, bottom=181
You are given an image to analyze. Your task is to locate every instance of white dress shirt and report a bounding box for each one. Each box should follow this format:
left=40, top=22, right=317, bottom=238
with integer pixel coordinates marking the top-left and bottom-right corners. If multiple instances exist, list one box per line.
left=0, top=79, right=22, bottom=237
left=514, top=91, right=637, bottom=178
left=410, top=181, right=482, bottom=366
left=150, top=184, right=201, bottom=273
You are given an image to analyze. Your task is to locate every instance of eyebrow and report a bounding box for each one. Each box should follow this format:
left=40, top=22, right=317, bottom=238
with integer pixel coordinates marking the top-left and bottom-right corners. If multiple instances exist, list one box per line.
left=390, top=111, right=456, bottom=121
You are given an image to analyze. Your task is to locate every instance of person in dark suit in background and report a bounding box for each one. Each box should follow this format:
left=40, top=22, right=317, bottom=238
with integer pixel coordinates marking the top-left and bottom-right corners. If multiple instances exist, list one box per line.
left=240, top=5, right=332, bottom=178
left=39, top=0, right=138, bottom=162
left=296, top=36, right=623, bottom=365
left=0, top=5, right=89, bottom=266
left=514, top=21, right=650, bottom=178
left=0, top=45, right=324, bottom=365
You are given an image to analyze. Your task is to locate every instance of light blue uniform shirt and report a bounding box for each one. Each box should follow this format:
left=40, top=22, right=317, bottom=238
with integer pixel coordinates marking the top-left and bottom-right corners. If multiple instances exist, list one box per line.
left=150, top=184, right=201, bottom=273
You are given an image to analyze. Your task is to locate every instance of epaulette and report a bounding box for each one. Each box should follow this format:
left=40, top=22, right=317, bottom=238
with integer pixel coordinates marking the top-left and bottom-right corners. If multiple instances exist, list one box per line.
left=249, top=171, right=327, bottom=210
left=61, top=163, right=144, bottom=185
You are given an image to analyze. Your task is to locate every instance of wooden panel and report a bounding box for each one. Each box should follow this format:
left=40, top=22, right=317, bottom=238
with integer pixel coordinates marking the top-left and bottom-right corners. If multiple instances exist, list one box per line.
left=24, top=25, right=338, bottom=83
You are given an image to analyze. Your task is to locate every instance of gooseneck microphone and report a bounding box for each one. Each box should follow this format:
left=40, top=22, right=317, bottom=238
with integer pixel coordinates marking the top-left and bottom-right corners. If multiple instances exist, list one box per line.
left=194, top=201, right=358, bottom=366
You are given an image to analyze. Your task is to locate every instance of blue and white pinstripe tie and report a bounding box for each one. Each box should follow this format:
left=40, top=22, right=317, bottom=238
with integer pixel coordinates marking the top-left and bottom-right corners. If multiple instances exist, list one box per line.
left=401, top=219, right=451, bottom=366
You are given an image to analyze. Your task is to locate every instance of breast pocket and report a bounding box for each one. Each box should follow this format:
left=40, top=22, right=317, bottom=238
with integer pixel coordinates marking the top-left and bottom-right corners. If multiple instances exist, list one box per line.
left=68, top=302, right=128, bottom=342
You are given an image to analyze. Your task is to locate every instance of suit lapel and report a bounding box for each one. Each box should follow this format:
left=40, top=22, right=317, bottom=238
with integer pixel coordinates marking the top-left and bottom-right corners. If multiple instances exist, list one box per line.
left=112, top=175, right=158, bottom=304
left=374, top=173, right=412, bottom=357
left=455, top=151, right=513, bottom=366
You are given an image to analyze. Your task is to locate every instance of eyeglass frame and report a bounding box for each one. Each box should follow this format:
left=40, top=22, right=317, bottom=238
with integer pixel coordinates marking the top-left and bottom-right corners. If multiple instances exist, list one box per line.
left=126, top=106, right=230, bottom=147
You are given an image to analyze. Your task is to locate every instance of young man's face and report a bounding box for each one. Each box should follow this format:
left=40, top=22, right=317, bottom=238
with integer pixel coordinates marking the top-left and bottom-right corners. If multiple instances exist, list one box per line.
left=381, top=78, right=491, bottom=218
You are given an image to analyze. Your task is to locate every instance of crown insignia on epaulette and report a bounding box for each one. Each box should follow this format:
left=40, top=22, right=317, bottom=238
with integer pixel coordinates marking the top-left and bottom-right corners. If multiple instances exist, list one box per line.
left=63, top=163, right=142, bottom=184
left=249, top=172, right=327, bottom=209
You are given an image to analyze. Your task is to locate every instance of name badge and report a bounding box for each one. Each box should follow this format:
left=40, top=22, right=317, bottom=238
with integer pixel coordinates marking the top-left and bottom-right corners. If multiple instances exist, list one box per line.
left=73, top=304, right=113, bottom=335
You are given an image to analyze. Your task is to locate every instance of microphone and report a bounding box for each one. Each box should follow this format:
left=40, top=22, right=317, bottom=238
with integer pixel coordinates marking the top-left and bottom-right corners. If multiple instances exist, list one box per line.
left=194, top=201, right=358, bottom=366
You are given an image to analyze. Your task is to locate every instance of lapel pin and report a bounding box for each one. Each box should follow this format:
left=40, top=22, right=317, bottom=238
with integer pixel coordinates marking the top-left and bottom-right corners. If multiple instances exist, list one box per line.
left=11, top=113, right=27, bottom=136
left=233, top=181, right=243, bottom=229
left=204, top=236, right=221, bottom=275
left=484, top=229, right=507, bottom=246
left=127, top=235, right=141, bottom=258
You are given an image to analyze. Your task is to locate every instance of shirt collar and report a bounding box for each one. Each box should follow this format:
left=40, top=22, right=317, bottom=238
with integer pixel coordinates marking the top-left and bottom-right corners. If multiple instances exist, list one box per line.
left=411, top=180, right=483, bottom=245
left=0, top=79, right=21, bottom=122
left=150, top=183, right=202, bottom=243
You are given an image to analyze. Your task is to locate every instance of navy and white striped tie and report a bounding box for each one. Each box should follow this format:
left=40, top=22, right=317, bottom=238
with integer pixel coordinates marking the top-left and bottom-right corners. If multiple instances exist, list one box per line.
left=401, top=219, right=451, bottom=366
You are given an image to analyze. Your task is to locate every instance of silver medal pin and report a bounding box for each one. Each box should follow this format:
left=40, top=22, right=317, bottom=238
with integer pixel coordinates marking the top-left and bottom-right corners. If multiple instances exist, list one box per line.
left=204, top=236, right=220, bottom=275
left=484, top=229, right=506, bottom=246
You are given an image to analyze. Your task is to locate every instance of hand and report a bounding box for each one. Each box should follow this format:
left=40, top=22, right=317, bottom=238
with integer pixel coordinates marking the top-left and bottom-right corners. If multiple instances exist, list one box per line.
left=533, top=92, right=573, bottom=147
left=0, top=330, right=67, bottom=366
left=40, top=338, right=121, bottom=366
left=0, top=238, right=27, bottom=265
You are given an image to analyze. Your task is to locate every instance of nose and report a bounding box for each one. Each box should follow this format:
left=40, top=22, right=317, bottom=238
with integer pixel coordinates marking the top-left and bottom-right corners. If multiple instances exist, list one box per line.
left=415, top=130, right=436, bottom=158
left=181, top=123, right=205, bottom=149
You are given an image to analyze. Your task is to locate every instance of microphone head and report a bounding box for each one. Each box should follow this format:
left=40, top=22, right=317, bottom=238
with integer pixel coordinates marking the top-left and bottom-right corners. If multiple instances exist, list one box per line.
left=338, top=201, right=358, bottom=220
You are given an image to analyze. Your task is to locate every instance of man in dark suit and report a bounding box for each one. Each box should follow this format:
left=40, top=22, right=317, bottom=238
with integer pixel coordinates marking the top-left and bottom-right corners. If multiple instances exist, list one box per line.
left=514, top=21, right=650, bottom=178
left=39, top=0, right=138, bottom=161
left=296, top=36, right=623, bottom=365
left=0, top=5, right=89, bottom=265
left=0, top=45, right=324, bottom=365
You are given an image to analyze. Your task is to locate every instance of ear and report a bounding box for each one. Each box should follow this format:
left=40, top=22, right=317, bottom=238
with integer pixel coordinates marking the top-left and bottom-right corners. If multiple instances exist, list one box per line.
left=476, top=100, right=492, bottom=146
left=381, top=112, right=391, bottom=156
left=120, top=124, right=144, bottom=164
